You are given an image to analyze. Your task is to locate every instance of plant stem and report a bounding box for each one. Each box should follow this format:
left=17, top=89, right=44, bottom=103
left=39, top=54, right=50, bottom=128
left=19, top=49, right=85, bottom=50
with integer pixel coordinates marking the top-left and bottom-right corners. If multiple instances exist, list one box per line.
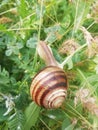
left=66, top=103, right=93, bottom=128
left=60, top=43, right=87, bottom=68
left=40, top=118, right=51, bottom=130
left=0, top=8, right=16, bottom=16
left=38, top=0, right=44, bottom=42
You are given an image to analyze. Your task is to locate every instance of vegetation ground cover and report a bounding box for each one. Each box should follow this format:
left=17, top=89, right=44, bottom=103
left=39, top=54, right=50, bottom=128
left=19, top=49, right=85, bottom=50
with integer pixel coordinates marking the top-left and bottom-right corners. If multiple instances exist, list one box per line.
left=0, top=0, right=98, bottom=130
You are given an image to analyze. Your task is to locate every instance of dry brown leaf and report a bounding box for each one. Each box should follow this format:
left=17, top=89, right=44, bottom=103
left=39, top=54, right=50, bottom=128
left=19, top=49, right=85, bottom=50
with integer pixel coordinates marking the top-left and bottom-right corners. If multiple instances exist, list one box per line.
left=58, top=39, right=80, bottom=55
left=91, top=1, right=98, bottom=22
left=68, top=0, right=74, bottom=3
left=83, top=101, right=98, bottom=117
left=75, top=88, right=98, bottom=117
left=10, top=8, right=18, bottom=15
left=71, top=117, right=78, bottom=125
left=0, top=17, right=12, bottom=24
left=80, top=26, right=98, bottom=58
left=66, top=71, right=76, bottom=81
left=74, top=88, right=90, bottom=106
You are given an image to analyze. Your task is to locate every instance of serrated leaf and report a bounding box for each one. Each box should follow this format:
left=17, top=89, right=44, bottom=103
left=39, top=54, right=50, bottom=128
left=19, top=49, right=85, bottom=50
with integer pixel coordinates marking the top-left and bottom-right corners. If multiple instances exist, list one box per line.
left=0, top=106, right=8, bottom=122
left=24, top=102, right=40, bottom=130
left=0, top=69, right=9, bottom=86
left=18, top=0, right=28, bottom=18
left=8, top=110, right=25, bottom=130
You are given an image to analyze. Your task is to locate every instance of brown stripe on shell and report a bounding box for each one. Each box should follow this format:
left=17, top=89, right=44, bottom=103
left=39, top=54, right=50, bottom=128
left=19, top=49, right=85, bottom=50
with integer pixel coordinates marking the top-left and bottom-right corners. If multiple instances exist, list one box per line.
left=42, top=88, right=67, bottom=108
left=30, top=66, right=68, bottom=108
left=30, top=66, right=66, bottom=97
left=39, top=82, right=66, bottom=106
left=34, top=75, right=67, bottom=105
left=49, top=95, right=65, bottom=108
left=31, top=73, right=66, bottom=102
left=31, top=69, right=67, bottom=101
left=33, top=80, right=66, bottom=105
left=43, top=87, right=67, bottom=108
left=31, top=71, right=65, bottom=95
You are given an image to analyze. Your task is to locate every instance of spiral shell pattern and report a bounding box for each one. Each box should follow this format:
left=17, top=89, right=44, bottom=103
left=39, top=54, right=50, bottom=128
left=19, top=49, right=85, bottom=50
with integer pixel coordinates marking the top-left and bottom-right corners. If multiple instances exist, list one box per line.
left=30, top=66, right=68, bottom=109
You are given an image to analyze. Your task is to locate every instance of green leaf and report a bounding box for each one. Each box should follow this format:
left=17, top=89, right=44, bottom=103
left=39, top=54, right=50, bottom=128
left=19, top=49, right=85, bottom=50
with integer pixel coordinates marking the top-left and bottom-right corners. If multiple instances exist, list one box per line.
left=0, top=24, right=6, bottom=31
left=24, top=102, right=40, bottom=130
left=44, top=25, right=61, bottom=34
left=0, top=106, right=8, bottom=122
left=45, top=33, right=57, bottom=44
left=62, top=118, right=75, bottom=130
left=0, top=68, right=10, bottom=88
left=15, top=91, right=29, bottom=110
left=13, top=47, right=19, bottom=55
left=44, top=25, right=61, bottom=43
left=36, top=4, right=45, bottom=19
left=0, top=0, right=10, bottom=8
left=5, top=49, right=12, bottom=56
left=67, top=59, right=73, bottom=70
left=72, top=0, right=92, bottom=35
left=52, top=48, right=63, bottom=63
left=8, top=110, right=25, bottom=130
left=16, top=42, right=24, bottom=49
left=2, top=125, right=9, bottom=130
left=46, top=109, right=66, bottom=121
left=18, top=0, right=28, bottom=18
left=95, top=65, right=98, bottom=74
left=26, top=36, right=38, bottom=48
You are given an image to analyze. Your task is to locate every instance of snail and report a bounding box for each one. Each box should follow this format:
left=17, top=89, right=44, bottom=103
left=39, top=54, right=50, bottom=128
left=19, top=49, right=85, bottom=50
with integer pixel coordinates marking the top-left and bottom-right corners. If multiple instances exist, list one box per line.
left=30, top=41, right=68, bottom=109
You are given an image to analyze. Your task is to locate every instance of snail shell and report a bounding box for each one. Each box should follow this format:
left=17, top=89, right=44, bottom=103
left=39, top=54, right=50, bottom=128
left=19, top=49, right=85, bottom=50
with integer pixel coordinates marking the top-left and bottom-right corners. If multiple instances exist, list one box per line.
left=30, top=66, right=67, bottom=109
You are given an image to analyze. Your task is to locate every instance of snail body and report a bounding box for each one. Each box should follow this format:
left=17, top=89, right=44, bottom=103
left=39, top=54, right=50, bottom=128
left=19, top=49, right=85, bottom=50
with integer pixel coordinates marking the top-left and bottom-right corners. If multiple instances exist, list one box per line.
left=30, top=66, right=67, bottom=109
left=30, top=41, right=68, bottom=109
